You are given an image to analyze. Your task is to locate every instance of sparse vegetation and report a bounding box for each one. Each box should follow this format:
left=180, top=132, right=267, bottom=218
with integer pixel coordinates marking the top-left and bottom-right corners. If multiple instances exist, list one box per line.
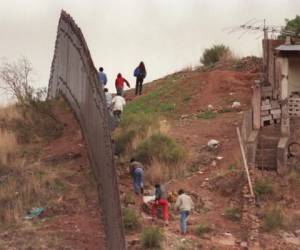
left=122, top=207, right=140, bottom=231
left=254, top=179, right=274, bottom=199
left=141, top=226, right=164, bottom=249
left=263, top=206, right=284, bottom=231
left=224, top=207, right=242, bottom=222
left=200, top=44, right=231, bottom=66
left=195, top=224, right=212, bottom=237
left=134, top=132, right=185, bottom=165
left=197, top=110, right=217, bottom=120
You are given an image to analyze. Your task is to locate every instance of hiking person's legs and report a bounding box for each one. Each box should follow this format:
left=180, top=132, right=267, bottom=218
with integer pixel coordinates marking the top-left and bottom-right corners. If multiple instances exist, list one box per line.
left=113, top=110, right=121, bottom=122
left=179, top=210, right=189, bottom=234
left=158, top=199, right=169, bottom=222
left=151, top=202, right=158, bottom=219
left=116, top=87, right=123, bottom=96
left=135, top=78, right=139, bottom=95
left=138, top=78, right=144, bottom=95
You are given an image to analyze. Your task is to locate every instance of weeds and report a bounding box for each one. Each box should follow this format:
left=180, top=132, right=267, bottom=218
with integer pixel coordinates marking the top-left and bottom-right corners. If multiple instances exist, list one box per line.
left=134, top=132, right=185, bottom=165
left=197, top=111, right=217, bottom=120
left=254, top=179, right=274, bottom=199
left=122, top=207, right=140, bottom=231
left=141, top=226, right=164, bottom=249
left=263, top=206, right=284, bottom=231
left=224, top=207, right=242, bottom=222
left=195, top=224, right=212, bottom=237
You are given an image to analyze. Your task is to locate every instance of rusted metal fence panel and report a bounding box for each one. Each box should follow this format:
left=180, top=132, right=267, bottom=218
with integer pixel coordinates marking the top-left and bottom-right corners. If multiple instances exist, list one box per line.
left=48, top=10, right=125, bottom=250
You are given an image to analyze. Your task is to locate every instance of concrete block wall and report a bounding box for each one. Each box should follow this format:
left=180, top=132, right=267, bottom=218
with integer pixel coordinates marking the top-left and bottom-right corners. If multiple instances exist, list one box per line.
left=48, top=11, right=125, bottom=250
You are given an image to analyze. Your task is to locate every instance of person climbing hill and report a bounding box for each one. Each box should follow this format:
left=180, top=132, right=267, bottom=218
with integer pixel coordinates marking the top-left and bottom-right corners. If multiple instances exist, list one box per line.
left=111, top=93, right=126, bottom=122
left=129, top=158, right=144, bottom=195
left=151, top=183, right=169, bottom=226
left=115, top=73, right=130, bottom=96
left=133, top=61, right=147, bottom=95
left=98, top=67, right=107, bottom=86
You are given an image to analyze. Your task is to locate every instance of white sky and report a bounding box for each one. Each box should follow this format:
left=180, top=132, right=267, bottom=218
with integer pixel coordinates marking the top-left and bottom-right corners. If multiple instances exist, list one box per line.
left=0, top=0, right=299, bottom=102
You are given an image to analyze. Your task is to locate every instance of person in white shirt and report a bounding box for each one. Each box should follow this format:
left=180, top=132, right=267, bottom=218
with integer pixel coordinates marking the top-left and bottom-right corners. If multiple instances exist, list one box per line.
left=175, top=189, right=194, bottom=234
left=104, top=88, right=112, bottom=108
left=111, top=93, right=126, bottom=122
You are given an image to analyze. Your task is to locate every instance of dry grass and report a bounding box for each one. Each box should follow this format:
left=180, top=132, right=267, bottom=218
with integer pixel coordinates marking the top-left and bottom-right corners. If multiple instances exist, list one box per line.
left=0, top=130, right=18, bottom=165
left=0, top=103, right=22, bottom=121
left=145, top=159, right=185, bottom=184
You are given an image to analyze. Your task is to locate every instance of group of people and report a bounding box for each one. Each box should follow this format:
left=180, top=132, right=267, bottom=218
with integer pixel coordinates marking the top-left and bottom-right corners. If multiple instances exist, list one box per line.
left=129, top=158, right=195, bottom=235
left=98, top=62, right=147, bottom=122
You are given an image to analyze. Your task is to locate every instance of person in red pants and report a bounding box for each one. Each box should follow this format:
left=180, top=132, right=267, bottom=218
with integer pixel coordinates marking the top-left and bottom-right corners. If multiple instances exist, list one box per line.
left=151, top=184, right=169, bottom=226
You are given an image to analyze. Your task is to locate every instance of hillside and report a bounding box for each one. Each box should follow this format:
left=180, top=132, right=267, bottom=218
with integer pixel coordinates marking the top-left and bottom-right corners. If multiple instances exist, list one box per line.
left=1, top=59, right=300, bottom=249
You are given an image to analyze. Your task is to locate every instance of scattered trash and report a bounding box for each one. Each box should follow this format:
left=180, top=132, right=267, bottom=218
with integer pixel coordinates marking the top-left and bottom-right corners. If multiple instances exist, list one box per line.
left=211, top=160, right=217, bottom=166
left=216, top=156, right=223, bottom=160
left=207, top=139, right=220, bottom=149
left=240, top=241, right=248, bottom=248
left=208, top=104, right=214, bottom=110
left=24, top=207, right=44, bottom=220
left=232, top=101, right=241, bottom=109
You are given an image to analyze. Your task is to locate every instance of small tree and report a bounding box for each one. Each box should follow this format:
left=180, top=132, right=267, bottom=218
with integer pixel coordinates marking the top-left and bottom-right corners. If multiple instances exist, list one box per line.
left=0, top=57, right=34, bottom=104
left=280, top=15, right=300, bottom=39
left=200, top=44, right=231, bottom=66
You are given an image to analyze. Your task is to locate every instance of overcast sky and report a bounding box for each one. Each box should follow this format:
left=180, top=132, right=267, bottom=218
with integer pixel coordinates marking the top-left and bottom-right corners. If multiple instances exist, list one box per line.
left=0, top=0, right=299, bottom=102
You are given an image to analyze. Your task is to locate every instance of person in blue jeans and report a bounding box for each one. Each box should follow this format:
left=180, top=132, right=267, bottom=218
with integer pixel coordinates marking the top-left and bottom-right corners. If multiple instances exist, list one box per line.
left=175, top=189, right=194, bottom=234
left=129, top=158, right=144, bottom=194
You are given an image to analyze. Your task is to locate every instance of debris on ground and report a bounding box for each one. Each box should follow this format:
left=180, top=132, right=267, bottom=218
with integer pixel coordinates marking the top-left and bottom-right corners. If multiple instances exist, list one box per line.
left=24, top=207, right=45, bottom=220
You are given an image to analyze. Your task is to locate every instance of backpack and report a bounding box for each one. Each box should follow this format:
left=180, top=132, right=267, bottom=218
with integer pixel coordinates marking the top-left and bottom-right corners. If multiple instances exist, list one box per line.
left=134, top=67, right=140, bottom=77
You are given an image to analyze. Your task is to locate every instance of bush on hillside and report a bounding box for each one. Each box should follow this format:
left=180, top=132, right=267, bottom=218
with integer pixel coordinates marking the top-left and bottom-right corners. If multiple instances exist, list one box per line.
left=122, top=207, right=140, bottom=231
left=134, top=133, right=185, bottom=165
left=254, top=179, right=274, bottom=200
left=195, top=224, right=212, bottom=237
left=224, top=207, right=242, bottom=222
left=114, top=112, right=159, bottom=155
left=200, top=44, right=231, bottom=66
left=263, top=206, right=284, bottom=231
left=141, top=226, right=164, bottom=249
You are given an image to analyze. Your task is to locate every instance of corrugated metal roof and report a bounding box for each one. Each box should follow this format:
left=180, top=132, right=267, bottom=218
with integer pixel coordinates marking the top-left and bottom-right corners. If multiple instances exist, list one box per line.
left=276, top=45, right=300, bottom=51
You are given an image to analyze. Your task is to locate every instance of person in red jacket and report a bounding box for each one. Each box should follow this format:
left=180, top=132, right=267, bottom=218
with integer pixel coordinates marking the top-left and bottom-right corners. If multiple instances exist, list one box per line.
left=115, top=73, right=130, bottom=96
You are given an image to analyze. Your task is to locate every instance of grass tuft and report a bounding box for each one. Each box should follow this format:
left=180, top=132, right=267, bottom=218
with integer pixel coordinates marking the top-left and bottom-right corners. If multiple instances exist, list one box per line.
left=141, top=226, right=164, bottom=249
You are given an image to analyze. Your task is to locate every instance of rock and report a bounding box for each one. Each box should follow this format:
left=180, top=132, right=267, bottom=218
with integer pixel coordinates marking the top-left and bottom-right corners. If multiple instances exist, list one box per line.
left=211, top=160, right=217, bottom=166
left=240, top=241, right=248, bottom=248
left=232, top=101, right=241, bottom=109
left=207, top=139, right=220, bottom=149
left=180, top=114, right=189, bottom=119
left=294, top=229, right=300, bottom=237
left=281, top=231, right=300, bottom=246
left=208, top=104, right=214, bottom=110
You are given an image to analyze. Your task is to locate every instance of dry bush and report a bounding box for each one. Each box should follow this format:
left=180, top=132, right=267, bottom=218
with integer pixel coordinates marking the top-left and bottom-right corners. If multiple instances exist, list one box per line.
left=0, top=130, right=18, bottom=165
left=145, top=159, right=185, bottom=184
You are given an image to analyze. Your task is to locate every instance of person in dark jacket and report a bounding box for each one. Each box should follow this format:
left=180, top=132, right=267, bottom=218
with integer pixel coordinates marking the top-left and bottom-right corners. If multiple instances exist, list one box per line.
left=151, top=183, right=169, bottom=225
left=133, top=61, right=147, bottom=96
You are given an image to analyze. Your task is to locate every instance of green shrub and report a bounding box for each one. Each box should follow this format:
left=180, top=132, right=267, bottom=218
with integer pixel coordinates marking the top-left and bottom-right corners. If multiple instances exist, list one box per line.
left=141, top=226, right=164, bottom=249
left=122, top=207, right=140, bottom=231
left=197, top=111, right=217, bottom=120
left=115, top=130, right=136, bottom=155
left=224, top=207, right=241, bottom=222
left=195, top=224, right=212, bottom=237
left=200, top=44, right=231, bottom=66
left=254, top=179, right=273, bottom=198
left=134, top=133, right=185, bottom=164
left=263, top=207, right=284, bottom=231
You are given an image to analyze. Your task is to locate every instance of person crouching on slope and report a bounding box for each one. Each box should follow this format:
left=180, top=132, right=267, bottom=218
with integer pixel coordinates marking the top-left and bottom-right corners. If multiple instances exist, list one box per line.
left=111, top=93, right=126, bottom=122
left=175, top=189, right=194, bottom=235
left=115, top=73, right=130, bottom=96
left=129, top=158, right=144, bottom=195
left=151, top=183, right=169, bottom=226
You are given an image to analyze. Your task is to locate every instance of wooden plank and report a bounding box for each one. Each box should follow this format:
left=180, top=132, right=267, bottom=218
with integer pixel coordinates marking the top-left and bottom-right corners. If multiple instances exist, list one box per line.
left=236, top=127, right=255, bottom=198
